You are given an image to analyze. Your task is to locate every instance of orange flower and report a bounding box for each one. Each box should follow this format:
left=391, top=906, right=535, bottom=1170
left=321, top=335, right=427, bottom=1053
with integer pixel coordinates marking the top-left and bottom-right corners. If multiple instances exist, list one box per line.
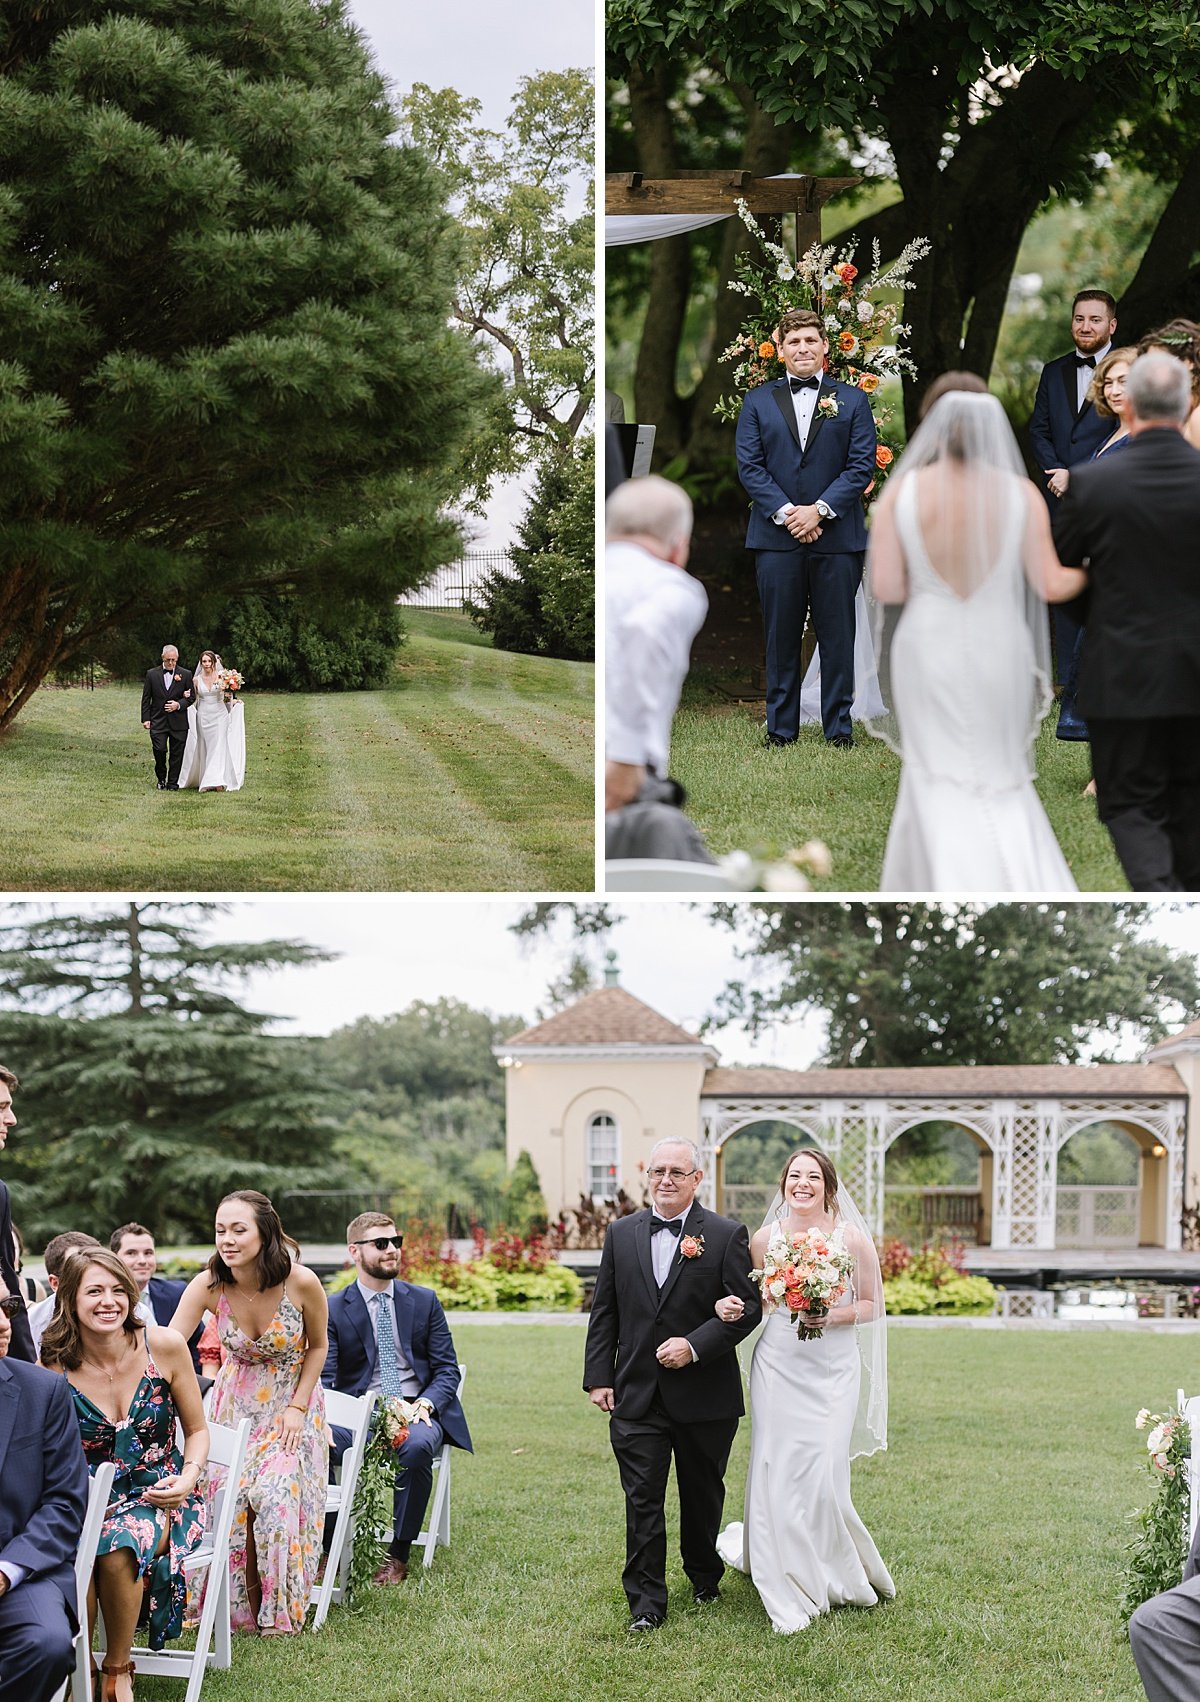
left=858, top=373, right=880, bottom=393
left=838, top=331, right=857, bottom=354
left=758, top=340, right=777, bottom=360
left=837, top=263, right=858, bottom=283
left=876, top=444, right=894, bottom=469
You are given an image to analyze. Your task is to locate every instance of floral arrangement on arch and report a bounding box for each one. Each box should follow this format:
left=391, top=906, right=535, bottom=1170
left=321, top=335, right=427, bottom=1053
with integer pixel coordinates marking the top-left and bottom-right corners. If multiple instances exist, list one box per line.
left=1121, top=1402, right=1193, bottom=1624
left=713, top=201, right=931, bottom=491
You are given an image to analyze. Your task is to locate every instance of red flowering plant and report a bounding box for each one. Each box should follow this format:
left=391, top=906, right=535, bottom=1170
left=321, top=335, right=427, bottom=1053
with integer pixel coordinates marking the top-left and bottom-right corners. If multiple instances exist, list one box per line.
left=713, top=201, right=930, bottom=495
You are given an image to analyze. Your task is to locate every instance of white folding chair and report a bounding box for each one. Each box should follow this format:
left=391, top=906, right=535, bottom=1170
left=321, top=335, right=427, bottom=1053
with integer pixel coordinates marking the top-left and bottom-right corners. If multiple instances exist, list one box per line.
left=1177, top=1389, right=1200, bottom=1543
left=97, top=1415, right=251, bottom=1702
left=605, top=858, right=737, bottom=892
left=66, top=1461, right=116, bottom=1702
left=308, top=1388, right=376, bottom=1630
left=414, top=1366, right=466, bottom=1568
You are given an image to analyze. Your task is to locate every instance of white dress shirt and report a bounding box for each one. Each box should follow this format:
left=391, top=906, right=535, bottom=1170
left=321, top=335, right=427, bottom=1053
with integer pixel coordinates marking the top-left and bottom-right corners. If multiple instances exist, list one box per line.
left=1076, top=342, right=1111, bottom=412
left=649, top=1211, right=700, bottom=1362
left=606, top=540, right=709, bottom=776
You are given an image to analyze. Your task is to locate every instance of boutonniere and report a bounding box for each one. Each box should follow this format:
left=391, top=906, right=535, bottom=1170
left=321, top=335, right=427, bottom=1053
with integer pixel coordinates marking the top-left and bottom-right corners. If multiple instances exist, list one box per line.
left=679, top=1234, right=704, bottom=1261
left=817, top=394, right=840, bottom=419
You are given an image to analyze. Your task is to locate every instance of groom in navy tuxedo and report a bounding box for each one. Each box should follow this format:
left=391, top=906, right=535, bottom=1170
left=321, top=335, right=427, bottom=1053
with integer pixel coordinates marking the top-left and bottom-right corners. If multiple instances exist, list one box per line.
left=1028, top=289, right=1117, bottom=735
left=735, top=308, right=877, bottom=748
left=322, top=1213, right=470, bottom=1585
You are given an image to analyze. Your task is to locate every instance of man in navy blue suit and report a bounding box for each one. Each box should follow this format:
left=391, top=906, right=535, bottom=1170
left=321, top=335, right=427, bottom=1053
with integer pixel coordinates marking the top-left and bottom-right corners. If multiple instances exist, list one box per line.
left=109, top=1222, right=203, bottom=1376
left=0, top=1283, right=89, bottom=1702
left=0, top=1067, right=34, bottom=1364
left=1028, top=289, right=1118, bottom=735
left=735, top=308, right=877, bottom=748
left=322, top=1213, right=471, bottom=1585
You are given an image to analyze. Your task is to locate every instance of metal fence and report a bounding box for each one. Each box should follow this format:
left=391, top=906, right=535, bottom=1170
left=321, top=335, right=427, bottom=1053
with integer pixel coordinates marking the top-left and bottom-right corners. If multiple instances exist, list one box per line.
left=398, top=551, right=515, bottom=611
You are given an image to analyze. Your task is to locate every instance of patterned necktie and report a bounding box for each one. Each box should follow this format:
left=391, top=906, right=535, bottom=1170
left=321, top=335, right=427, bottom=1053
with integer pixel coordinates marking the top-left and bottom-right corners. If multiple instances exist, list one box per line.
left=372, top=1291, right=403, bottom=1399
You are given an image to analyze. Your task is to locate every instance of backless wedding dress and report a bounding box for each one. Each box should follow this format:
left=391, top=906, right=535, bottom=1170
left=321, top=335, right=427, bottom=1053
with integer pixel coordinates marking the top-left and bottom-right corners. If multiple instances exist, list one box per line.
left=876, top=474, right=1076, bottom=891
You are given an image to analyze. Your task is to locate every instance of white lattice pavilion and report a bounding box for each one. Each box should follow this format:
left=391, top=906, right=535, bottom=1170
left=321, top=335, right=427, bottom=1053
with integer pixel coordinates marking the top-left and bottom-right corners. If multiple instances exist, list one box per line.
left=499, top=972, right=1200, bottom=1253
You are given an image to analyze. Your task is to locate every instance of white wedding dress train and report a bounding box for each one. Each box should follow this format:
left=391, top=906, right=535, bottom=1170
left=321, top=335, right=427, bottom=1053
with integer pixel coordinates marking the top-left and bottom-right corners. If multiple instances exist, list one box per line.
left=797, top=584, right=886, bottom=724
left=717, top=1311, right=894, bottom=1634
left=178, top=681, right=246, bottom=792
left=877, top=477, right=1075, bottom=891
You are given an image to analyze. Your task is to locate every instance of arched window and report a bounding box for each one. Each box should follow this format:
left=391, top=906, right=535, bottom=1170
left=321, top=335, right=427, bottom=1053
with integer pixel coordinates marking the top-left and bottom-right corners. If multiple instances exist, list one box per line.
left=587, top=1112, right=620, bottom=1201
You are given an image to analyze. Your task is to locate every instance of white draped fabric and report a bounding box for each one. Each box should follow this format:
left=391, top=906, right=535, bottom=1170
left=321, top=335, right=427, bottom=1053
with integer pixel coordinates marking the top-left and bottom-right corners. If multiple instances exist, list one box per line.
left=604, top=173, right=809, bottom=247
left=798, top=586, right=886, bottom=724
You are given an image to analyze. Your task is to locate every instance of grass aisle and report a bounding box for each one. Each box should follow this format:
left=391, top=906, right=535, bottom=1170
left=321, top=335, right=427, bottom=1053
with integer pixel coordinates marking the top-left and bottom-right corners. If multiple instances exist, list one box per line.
left=673, top=676, right=1127, bottom=891
left=0, top=614, right=593, bottom=891
left=143, top=1324, right=1174, bottom=1701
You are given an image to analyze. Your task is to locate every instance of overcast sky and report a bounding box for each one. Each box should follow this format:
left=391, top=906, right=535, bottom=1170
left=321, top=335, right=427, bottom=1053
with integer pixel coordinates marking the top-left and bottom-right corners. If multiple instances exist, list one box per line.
left=18, top=900, right=1200, bottom=1070
left=343, top=0, right=595, bottom=547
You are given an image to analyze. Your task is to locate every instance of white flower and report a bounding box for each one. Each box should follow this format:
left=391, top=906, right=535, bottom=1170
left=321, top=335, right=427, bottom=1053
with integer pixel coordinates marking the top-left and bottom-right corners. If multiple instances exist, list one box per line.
left=777, top=262, right=795, bottom=281
left=768, top=1277, right=787, bottom=1299
left=823, top=272, right=840, bottom=290
left=837, top=298, right=852, bottom=315
left=791, top=839, right=833, bottom=878
left=761, top=864, right=811, bottom=892
left=1154, top=1452, right=1170, bottom=1472
left=857, top=300, right=874, bottom=323
left=1147, top=1424, right=1167, bottom=1454
left=719, top=850, right=756, bottom=886
left=824, top=314, right=840, bottom=332
left=1135, top=1408, right=1152, bottom=1430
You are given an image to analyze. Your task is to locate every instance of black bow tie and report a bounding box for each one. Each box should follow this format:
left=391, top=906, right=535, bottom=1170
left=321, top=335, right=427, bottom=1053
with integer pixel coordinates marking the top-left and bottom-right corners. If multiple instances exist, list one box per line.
left=1075, top=355, right=1096, bottom=367
left=789, top=375, right=820, bottom=391
left=650, top=1216, right=682, bottom=1236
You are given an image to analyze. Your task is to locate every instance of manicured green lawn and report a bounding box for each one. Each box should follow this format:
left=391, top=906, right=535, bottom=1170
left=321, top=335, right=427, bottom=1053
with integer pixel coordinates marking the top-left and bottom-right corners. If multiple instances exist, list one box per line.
left=135, top=1324, right=1178, bottom=1700
left=673, top=679, right=1126, bottom=891
left=0, top=614, right=594, bottom=891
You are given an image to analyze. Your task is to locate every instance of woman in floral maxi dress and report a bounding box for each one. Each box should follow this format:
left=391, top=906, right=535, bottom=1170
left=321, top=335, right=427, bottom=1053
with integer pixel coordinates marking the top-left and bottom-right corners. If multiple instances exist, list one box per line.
left=172, top=1190, right=328, bottom=1635
left=41, top=1249, right=209, bottom=1702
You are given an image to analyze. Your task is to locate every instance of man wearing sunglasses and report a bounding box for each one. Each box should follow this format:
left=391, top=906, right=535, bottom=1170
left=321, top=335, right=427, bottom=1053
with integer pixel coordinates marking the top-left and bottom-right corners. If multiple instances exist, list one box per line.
left=322, top=1212, right=471, bottom=1584
left=0, top=1065, right=35, bottom=1362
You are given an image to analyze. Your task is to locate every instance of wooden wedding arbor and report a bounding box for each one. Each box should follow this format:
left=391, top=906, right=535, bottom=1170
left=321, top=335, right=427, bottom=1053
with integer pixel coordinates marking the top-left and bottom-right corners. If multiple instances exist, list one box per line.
left=604, top=170, right=860, bottom=256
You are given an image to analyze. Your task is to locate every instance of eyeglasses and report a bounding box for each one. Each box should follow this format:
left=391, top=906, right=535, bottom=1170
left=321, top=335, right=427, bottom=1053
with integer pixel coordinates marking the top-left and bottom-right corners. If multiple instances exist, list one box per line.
left=0, top=1295, right=23, bottom=1318
left=352, top=1236, right=404, bottom=1251
left=647, top=1167, right=697, bottom=1182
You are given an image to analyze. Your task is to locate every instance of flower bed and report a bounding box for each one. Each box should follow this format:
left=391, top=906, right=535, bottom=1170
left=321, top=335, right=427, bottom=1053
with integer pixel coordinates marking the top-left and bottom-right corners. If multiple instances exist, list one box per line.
left=326, top=1225, right=583, bottom=1312
left=881, top=1237, right=998, bottom=1316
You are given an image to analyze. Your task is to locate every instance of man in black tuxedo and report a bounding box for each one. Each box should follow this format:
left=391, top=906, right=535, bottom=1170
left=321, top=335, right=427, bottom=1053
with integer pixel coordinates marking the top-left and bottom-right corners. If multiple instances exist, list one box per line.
left=1056, top=352, right=1200, bottom=889
left=140, top=644, right=193, bottom=790
left=322, top=1213, right=471, bottom=1585
left=0, top=1067, right=34, bottom=1364
left=583, top=1140, right=761, bottom=1631
left=1028, top=289, right=1117, bottom=736
left=0, top=1280, right=89, bottom=1702
left=109, top=1223, right=203, bottom=1376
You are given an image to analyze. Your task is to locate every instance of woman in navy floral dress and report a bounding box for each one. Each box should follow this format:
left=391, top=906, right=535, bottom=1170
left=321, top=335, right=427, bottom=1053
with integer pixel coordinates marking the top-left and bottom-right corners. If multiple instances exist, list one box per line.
left=41, top=1249, right=208, bottom=1702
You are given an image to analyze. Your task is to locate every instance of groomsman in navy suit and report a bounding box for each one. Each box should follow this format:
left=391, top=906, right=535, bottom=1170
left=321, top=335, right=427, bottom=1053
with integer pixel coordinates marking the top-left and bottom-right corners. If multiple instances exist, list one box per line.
left=1028, top=290, right=1117, bottom=735
left=0, top=1285, right=89, bottom=1702
left=736, top=309, right=877, bottom=748
left=322, top=1213, right=471, bottom=1584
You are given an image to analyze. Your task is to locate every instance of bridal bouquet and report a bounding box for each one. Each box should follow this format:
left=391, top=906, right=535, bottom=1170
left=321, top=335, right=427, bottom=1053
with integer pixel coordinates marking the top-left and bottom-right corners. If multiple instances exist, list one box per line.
left=219, top=668, right=243, bottom=705
left=348, top=1396, right=420, bottom=1597
left=752, top=1226, right=855, bottom=1341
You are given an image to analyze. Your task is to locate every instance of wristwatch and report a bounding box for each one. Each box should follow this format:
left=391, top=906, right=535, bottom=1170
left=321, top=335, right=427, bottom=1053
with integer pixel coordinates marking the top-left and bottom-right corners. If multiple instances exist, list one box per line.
left=816, top=500, right=834, bottom=520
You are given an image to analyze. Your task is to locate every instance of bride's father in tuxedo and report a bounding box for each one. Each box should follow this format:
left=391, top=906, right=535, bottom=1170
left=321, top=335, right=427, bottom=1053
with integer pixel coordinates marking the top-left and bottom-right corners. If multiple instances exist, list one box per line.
left=1056, top=352, right=1200, bottom=890
left=583, top=1140, right=760, bottom=1631
left=735, top=310, right=876, bottom=749
left=140, top=644, right=193, bottom=790
left=1029, top=290, right=1117, bottom=737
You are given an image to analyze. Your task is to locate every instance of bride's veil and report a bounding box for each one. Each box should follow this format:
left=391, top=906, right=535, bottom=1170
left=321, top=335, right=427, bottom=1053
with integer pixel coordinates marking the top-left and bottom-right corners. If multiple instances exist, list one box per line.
left=863, top=387, right=1053, bottom=765
left=752, top=1184, right=888, bottom=1458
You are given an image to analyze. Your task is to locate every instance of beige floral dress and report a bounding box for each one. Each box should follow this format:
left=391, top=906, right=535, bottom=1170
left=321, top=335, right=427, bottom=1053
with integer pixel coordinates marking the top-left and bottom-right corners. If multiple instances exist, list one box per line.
left=208, top=1289, right=328, bottom=1634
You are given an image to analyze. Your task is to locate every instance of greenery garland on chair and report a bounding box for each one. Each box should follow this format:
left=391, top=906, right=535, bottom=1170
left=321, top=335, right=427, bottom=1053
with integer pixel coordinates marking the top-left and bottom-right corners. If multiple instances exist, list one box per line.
left=347, top=1399, right=419, bottom=1600
left=1122, top=1403, right=1192, bottom=1624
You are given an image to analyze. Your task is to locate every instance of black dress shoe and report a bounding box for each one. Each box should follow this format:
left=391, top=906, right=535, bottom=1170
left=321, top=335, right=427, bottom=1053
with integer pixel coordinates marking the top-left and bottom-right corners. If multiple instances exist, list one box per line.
left=628, top=1614, right=664, bottom=1633
left=693, top=1587, right=721, bottom=1605
left=827, top=733, right=854, bottom=749
left=764, top=732, right=796, bottom=749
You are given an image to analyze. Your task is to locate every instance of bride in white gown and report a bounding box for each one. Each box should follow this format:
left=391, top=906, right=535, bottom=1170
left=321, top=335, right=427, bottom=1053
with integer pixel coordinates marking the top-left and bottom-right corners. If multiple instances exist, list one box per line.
left=714, top=1149, right=893, bottom=1634
left=864, top=373, right=1088, bottom=891
left=178, top=649, right=246, bottom=793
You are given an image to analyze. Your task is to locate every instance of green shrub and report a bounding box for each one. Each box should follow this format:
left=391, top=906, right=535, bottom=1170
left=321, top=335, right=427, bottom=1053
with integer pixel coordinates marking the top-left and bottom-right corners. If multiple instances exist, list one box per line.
left=931, top=1275, right=999, bottom=1315
left=883, top=1275, right=936, bottom=1315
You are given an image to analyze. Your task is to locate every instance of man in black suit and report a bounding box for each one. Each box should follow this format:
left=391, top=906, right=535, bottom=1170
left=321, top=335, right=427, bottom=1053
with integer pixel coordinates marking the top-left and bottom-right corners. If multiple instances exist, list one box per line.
left=140, top=644, right=193, bottom=790
left=583, top=1139, right=761, bottom=1632
left=1028, top=290, right=1118, bottom=735
left=0, top=1280, right=89, bottom=1702
left=322, top=1213, right=471, bottom=1585
left=0, top=1067, right=34, bottom=1364
left=110, top=1223, right=203, bottom=1376
left=1056, top=351, right=1200, bottom=889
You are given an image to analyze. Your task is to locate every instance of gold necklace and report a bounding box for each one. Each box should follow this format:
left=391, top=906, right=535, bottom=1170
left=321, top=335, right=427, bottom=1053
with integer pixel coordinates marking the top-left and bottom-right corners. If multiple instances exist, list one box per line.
left=80, top=1334, right=133, bottom=1383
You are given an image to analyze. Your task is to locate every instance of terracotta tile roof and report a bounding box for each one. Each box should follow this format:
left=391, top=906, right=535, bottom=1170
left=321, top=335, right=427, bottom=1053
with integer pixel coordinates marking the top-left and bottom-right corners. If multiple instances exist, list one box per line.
left=702, top=1064, right=1186, bottom=1098
left=1151, top=1020, right=1200, bottom=1048
left=505, top=987, right=707, bottom=1049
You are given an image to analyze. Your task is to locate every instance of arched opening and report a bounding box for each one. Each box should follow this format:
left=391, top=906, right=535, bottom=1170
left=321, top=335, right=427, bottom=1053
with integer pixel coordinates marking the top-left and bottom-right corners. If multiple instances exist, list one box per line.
left=884, top=1120, right=991, bottom=1246
left=1056, top=1120, right=1156, bottom=1248
left=715, top=1117, right=829, bottom=1228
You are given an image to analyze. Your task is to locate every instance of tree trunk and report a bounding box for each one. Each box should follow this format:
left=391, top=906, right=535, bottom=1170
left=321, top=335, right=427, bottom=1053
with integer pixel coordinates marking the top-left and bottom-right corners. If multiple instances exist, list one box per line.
left=1117, top=140, right=1200, bottom=335
left=628, top=60, right=692, bottom=457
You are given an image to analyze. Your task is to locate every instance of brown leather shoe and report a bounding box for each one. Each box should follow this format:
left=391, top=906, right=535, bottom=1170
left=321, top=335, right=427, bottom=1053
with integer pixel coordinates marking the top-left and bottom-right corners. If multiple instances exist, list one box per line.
left=372, top=1557, right=409, bottom=1585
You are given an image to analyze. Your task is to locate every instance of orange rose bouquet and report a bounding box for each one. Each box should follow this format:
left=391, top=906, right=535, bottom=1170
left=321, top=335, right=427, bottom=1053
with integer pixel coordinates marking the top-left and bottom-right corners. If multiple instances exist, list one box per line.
left=752, top=1224, right=855, bottom=1342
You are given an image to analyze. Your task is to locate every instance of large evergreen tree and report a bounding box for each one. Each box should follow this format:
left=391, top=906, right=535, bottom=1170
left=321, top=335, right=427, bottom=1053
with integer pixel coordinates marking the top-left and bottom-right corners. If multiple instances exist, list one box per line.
left=0, top=902, right=358, bottom=1242
left=0, top=0, right=499, bottom=729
